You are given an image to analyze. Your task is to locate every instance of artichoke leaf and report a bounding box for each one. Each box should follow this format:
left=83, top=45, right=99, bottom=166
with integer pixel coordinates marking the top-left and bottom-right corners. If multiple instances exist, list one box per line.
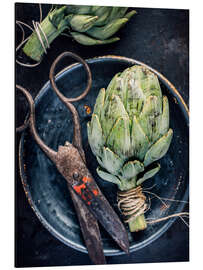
left=131, top=116, right=149, bottom=161
left=100, top=94, right=129, bottom=140
left=138, top=69, right=162, bottom=100
left=147, top=73, right=162, bottom=99
left=159, top=96, right=169, bottom=136
left=94, top=9, right=111, bottom=26
left=107, top=116, right=131, bottom=159
left=97, top=167, right=121, bottom=185
left=105, top=73, right=122, bottom=101
left=93, top=88, right=106, bottom=117
left=86, top=18, right=128, bottom=40
left=87, top=114, right=104, bottom=156
left=124, top=69, right=146, bottom=117
left=139, top=95, right=162, bottom=141
left=122, top=160, right=144, bottom=179
left=137, top=163, right=160, bottom=185
left=65, top=5, right=93, bottom=15
left=66, top=14, right=98, bottom=32
left=124, top=10, right=137, bottom=19
left=93, top=6, right=111, bottom=17
left=144, top=129, right=173, bottom=166
left=71, top=32, right=120, bottom=45
left=107, top=7, right=128, bottom=22
left=100, top=147, right=124, bottom=175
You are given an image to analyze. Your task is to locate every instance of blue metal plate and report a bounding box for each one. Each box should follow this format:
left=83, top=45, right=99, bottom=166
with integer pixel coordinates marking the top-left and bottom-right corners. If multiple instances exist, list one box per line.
left=19, top=56, right=189, bottom=256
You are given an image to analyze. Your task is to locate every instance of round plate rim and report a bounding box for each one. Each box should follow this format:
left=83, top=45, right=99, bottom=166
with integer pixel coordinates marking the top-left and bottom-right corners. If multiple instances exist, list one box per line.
left=18, top=55, right=189, bottom=256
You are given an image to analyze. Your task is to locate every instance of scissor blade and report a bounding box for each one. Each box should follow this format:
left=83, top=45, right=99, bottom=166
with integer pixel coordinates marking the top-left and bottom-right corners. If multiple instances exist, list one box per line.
left=68, top=186, right=106, bottom=264
left=55, top=145, right=129, bottom=253
left=72, top=177, right=129, bottom=253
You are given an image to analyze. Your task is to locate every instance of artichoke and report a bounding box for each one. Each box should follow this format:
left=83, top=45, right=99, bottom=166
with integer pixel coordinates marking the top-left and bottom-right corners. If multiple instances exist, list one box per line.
left=23, top=5, right=136, bottom=62
left=87, top=65, right=173, bottom=232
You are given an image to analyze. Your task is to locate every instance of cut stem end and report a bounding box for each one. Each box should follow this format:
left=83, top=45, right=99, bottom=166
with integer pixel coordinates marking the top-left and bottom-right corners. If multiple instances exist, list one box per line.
left=128, top=214, right=147, bottom=232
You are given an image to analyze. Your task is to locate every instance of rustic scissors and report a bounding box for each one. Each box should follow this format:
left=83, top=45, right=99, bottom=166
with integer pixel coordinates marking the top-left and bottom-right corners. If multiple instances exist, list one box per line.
left=16, top=52, right=129, bottom=264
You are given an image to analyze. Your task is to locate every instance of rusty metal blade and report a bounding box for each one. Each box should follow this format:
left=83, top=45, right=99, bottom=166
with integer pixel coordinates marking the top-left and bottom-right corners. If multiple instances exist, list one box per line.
left=68, top=186, right=106, bottom=264
left=55, top=145, right=129, bottom=253
left=72, top=178, right=129, bottom=253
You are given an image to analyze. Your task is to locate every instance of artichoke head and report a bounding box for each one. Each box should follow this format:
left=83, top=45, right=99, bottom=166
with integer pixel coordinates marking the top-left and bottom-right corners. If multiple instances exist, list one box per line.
left=23, top=5, right=136, bottom=61
left=87, top=65, right=173, bottom=231
left=67, top=5, right=137, bottom=45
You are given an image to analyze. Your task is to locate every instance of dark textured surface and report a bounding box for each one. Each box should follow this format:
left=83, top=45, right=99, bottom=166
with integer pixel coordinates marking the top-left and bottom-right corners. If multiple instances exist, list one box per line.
left=15, top=3, right=189, bottom=268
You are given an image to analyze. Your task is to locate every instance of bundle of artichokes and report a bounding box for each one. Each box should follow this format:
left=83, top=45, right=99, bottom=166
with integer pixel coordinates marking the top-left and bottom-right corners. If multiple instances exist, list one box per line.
left=87, top=65, right=173, bottom=232
left=23, top=5, right=136, bottom=62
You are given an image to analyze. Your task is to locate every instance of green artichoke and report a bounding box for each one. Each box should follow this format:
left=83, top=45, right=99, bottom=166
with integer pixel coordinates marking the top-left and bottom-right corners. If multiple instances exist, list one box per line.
left=23, top=5, right=136, bottom=61
left=87, top=65, right=173, bottom=232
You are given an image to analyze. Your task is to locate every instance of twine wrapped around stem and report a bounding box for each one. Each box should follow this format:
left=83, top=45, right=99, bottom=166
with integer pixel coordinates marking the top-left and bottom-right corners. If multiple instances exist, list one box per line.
left=117, top=186, right=189, bottom=227
left=117, top=186, right=148, bottom=223
left=16, top=4, right=54, bottom=67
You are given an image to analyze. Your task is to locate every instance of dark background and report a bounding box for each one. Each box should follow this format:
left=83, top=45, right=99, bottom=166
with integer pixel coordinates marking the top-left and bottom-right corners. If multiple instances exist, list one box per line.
left=15, top=3, right=189, bottom=267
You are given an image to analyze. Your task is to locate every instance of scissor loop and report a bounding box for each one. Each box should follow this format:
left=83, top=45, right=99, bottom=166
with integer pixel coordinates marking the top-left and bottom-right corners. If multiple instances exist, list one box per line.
left=49, top=51, right=92, bottom=103
left=16, top=84, right=57, bottom=162
left=16, top=85, right=31, bottom=132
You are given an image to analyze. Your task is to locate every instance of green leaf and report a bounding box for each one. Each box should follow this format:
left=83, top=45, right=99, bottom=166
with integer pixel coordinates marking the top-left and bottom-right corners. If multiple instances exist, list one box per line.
left=93, top=6, right=111, bottom=17
left=93, top=88, right=106, bottom=117
left=139, top=69, right=162, bottom=100
left=87, top=114, right=104, bottom=156
left=86, top=18, right=128, bottom=40
left=97, top=167, right=121, bottom=185
left=124, top=10, right=137, bottom=20
left=122, top=160, right=144, bottom=179
left=100, top=94, right=129, bottom=141
left=131, top=116, right=149, bottom=160
left=137, top=163, right=160, bottom=185
left=106, top=7, right=128, bottom=22
left=67, top=14, right=98, bottom=32
left=71, top=32, right=120, bottom=45
left=107, top=116, right=131, bottom=159
left=99, top=147, right=124, bottom=175
left=139, top=95, right=162, bottom=142
left=159, top=96, right=169, bottom=136
left=144, top=129, right=173, bottom=166
left=94, top=8, right=112, bottom=26
left=104, top=72, right=122, bottom=101
left=65, top=5, right=92, bottom=15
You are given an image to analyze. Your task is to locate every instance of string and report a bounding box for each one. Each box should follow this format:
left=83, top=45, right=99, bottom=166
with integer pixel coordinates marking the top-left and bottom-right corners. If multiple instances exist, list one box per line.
left=117, top=186, right=148, bottom=223
left=32, top=20, right=50, bottom=54
left=117, top=186, right=189, bottom=227
left=146, top=212, right=189, bottom=227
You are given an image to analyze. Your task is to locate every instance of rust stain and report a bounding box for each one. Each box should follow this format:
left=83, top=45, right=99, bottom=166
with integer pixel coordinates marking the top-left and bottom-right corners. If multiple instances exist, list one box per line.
left=81, top=193, right=87, bottom=201
left=82, top=176, right=92, bottom=183
left=92, top=189, right=99, bottom=196
left=84, top=105, right=91, bottom=115
left=73, top=183, right=86, bottom=195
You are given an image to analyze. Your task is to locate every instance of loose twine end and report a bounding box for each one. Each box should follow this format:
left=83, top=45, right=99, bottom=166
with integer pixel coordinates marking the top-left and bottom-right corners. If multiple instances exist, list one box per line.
left=117, top=186, right=189, bottom=227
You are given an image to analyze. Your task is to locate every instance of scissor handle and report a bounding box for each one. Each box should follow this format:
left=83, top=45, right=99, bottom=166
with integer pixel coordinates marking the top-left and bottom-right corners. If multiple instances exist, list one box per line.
left=49, top=51, right=92, bottom=102
left=16, top=84, right=57, bottom=163
left=49, top=52, right=92, bottom=162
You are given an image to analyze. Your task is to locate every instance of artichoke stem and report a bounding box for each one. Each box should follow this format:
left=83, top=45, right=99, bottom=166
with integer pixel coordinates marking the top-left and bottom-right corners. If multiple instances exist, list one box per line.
left=117, top=179, right=148, bottom=232
left=118, top=177, right=136, bottom=191
left=23, top=9, right=68, bottom=62
left=128, top=214, right=147, bottom=232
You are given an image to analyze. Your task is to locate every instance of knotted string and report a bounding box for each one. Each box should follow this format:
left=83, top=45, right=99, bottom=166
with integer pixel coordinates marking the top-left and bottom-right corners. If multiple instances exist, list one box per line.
left=117, top=186, right=189, bottom=227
